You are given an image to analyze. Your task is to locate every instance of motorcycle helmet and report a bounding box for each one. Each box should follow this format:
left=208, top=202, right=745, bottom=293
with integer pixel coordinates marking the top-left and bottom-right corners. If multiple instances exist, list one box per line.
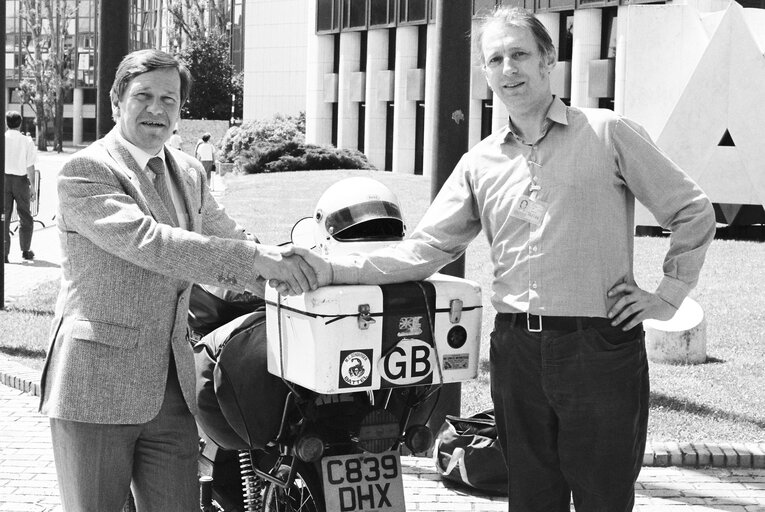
left=293, top=177, right=405, bottom=256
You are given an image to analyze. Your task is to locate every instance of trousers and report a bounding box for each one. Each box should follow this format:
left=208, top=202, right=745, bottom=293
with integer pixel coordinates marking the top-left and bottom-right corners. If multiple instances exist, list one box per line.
left=3, top=174, right=33, bottom=256
left=50, top=362, right=199, bottom=512
left=490, top=313, right=649, bottom=512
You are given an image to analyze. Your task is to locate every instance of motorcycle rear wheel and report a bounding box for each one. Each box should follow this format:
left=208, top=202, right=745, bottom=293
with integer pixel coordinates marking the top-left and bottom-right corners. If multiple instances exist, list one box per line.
left=262, top=462, right=323, bottom=512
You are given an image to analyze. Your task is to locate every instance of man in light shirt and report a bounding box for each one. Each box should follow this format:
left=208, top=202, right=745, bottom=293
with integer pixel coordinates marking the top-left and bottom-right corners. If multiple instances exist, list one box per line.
left=167, top=128, right=183, bottom=151
left=195, top=132, right=216, bottom=180
left=284, top=7, right=716, bottom=512
left=3, top=110, right=38, bottom=263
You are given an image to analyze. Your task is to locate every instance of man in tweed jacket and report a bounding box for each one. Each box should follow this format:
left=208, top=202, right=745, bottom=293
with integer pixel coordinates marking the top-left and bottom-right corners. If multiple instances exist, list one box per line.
left=39, top=49, right=317, bottom=511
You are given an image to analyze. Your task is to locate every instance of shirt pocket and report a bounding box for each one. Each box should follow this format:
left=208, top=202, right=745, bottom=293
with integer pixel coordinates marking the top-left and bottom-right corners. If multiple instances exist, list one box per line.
left=71, top=318, right=139, bottom=349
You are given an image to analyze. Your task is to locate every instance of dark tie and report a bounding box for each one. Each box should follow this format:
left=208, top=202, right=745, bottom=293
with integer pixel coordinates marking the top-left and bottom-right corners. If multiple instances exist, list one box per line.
left=147, top=156, right=179, bottom=226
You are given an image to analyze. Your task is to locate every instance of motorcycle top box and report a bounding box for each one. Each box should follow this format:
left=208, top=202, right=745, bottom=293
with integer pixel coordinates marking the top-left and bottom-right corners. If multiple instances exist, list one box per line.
left=265, top=273, right=482, bottom=394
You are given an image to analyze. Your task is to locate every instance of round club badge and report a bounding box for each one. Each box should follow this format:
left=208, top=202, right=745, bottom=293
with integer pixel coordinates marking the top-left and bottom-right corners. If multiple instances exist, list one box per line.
left=340, top=351, right=372, bottom=387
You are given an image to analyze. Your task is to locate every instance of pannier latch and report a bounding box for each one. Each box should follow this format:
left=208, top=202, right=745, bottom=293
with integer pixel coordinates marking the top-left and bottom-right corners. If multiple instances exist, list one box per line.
left=358, top=304, right=375, bottom=330
left=449, top=299, right=463, bottom=324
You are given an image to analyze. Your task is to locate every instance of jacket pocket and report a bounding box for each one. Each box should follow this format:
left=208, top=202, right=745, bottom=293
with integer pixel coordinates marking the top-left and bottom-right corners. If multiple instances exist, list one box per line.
left=71, top=318, right=139, bottom=349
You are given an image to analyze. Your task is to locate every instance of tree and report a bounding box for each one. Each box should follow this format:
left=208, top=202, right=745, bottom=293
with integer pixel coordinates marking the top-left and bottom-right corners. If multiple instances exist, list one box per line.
left=167, top=0, right=229, bottom=45
left=179, top=33, right=241, bottom=121
left=167, top=0, right=241, bottom=121
left=17, top=0, right=76, bottom=152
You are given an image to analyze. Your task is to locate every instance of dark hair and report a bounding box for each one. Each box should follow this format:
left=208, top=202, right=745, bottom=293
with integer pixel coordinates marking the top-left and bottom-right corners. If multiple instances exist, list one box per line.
left=6, top=110, right=22, bottom=129
left=475, top=7, right=557, bottom=67
left=201, top=133, right=211, bottom=142
left=110, top=49, right=193, bottom=109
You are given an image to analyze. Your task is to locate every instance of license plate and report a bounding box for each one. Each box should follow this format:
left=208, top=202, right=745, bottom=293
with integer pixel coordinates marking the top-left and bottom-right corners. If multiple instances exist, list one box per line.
left=321, top=451, right=406, bottom=512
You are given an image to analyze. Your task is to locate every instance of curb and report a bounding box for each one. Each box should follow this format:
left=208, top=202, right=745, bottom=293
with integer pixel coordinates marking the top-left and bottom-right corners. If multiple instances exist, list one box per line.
left=2, top=357, right=764, bottom=470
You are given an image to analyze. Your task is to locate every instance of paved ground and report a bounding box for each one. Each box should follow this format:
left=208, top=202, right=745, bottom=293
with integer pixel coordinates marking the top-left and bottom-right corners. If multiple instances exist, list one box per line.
left=2, top=382, right=765, bottom=512
left=3, top=149, right=765, bottom=511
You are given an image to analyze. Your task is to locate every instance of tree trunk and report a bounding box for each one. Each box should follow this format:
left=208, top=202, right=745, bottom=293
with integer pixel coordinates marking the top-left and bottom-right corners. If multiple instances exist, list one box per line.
left=34, top=32, right=47, bottom=152
left=54, top=87, right=64, bottom=152
left=35, top=97, right=47, bottom=151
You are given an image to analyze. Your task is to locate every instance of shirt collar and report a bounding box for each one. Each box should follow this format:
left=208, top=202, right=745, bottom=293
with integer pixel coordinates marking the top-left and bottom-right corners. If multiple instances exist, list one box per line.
left=547, top=96, right=569, bottom=126
left=115, top=130, right=166, bottom=172
left=502, top=95, right=569, bottom=144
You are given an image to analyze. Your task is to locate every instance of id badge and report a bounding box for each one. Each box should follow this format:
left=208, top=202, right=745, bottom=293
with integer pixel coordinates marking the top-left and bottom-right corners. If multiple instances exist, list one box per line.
left=510, top=195, right=548, bottom=225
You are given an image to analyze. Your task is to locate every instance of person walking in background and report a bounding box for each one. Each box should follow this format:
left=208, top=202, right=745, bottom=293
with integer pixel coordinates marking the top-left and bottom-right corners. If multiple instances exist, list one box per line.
left=283, top=7, right=716, bottom=512
left=195, top=132, right=216, bottom=181
left=167, top=127, right=183, bottom=151
left=39, top=48, right=318, bottom=512
left=4, top=110, right=38, bottom=263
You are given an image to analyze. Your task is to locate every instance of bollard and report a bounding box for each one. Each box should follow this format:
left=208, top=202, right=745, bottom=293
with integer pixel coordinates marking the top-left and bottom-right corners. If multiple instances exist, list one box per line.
left=644, top=297, right=707, bottom=364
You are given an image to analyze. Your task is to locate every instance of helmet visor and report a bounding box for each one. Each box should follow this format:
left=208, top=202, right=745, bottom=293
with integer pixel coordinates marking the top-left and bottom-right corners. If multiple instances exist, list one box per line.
left=325, top=200, right=404, bottom=241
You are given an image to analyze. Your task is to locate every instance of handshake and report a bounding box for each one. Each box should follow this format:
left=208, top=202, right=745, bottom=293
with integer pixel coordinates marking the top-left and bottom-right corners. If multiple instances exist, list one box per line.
left=259, top=245, right=332, bottom=296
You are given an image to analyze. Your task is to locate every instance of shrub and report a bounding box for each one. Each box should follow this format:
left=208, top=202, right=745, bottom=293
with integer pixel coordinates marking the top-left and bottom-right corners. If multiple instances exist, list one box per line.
left=241, top=140, right=373, bottom=174
left=217, top=112, right=305, bottom=163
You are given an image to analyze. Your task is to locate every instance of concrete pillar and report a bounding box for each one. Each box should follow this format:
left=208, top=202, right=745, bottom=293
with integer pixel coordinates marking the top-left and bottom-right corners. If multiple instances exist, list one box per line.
left=644, top=297, right=707, bottom=365
left=393, top=26, right=418, bottom=174
left=469, top=20, right=482, bottom=148
left=305, top=32, right=335, bottom=146
left=364, top=30, right=389, bottom=171
left=614, top=7, right=628, bottom=115
left=337, top=32, right=361, bottom=150
left=537, top=14, right=564, bottom=102
left=72, top=88, right=84, bottom=146
left=570, top=9, right=601, bottom=108
left=536, top=13, right=560, bottom=57
left=491, top=89, right=509, bottom=132
left=422, top=24, right=438, bottom=178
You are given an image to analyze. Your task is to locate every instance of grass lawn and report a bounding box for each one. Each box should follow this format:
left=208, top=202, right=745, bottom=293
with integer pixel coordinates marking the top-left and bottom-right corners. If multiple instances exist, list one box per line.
left=2, top=169, right=763, bottom=442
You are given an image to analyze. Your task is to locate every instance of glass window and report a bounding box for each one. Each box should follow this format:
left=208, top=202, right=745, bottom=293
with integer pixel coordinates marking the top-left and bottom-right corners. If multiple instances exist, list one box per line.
left=370, top=0, right=395, bottom=27
left=399, top=0, right=427, bottom=24
left=317, top=0, right=340, bottom=32
left=410, top=0, right=426, bottom=21
left=343, top=0, right=367, bottom=29
left=559, top=13, right=573, bottom=62
left=10, top=88, right=24, bottom=103
left=6, top=16, right=17, bottom=39
left=473, top=0, right=496, bottom=17
left=601, top=9, right=617, bottom=59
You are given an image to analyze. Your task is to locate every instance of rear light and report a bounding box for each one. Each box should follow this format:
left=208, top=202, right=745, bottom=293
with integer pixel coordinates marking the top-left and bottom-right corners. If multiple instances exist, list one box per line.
left=358, top=408, right=400, bottom=453
left=447, top=325, right=467, bottom=348
left=404, top=425, right=434, bottom=455
left=294, top=434, right=325, bottom=462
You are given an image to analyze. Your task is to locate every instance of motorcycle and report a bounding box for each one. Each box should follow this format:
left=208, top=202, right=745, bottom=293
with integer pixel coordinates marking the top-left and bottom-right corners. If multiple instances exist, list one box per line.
left=189, top=273, right=482, bottom=512
left=190, top=178, right=483, bottom=512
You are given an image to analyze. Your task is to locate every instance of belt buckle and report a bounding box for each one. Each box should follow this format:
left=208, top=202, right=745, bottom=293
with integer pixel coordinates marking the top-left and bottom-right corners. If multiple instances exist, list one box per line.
left=527, top=313, right=542, bottom=333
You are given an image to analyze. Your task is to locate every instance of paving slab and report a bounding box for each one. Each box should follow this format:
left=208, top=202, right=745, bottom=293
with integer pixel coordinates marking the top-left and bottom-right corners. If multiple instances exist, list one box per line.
left=3, top=383, right=765, bottom=512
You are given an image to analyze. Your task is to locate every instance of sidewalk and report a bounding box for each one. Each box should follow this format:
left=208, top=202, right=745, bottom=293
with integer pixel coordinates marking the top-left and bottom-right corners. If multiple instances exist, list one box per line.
left=3, top=149, right=765, bottom=511
left=3, top=147, right=73, bottom=305
left=2, top=381, right=765, bottom=512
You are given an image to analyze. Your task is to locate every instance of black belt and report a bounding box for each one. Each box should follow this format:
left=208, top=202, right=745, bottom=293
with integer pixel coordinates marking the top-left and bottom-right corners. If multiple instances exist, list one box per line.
left=497, top=312, right=614, bottom=333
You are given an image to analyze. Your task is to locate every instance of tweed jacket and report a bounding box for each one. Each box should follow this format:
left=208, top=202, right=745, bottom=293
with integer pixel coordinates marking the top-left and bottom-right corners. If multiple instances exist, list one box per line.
left=40, top=127, right=265, bottom=424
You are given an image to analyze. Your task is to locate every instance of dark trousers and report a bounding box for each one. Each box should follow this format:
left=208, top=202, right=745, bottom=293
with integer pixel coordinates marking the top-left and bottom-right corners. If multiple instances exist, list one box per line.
left=490, top=314, right=649, bottom=512
left=3, top=174, right=33, bottom=256
left=50, top=363, right=199, bottom=512
left=201, top=160, right=214, bottom=181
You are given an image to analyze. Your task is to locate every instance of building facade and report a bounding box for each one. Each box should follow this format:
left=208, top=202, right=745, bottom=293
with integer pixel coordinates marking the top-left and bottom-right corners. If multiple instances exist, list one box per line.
left=4, top=0, right=245, bottom=145
left=242, top=0, right=765, bottom=225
